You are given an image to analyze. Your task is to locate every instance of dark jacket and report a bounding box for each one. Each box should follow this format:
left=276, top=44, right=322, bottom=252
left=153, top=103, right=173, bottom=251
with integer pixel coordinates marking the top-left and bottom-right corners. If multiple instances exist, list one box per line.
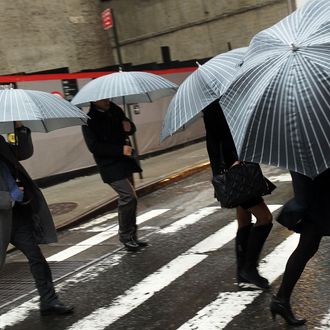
left=202, top=100, right=238, bottom=176
left=0, top=127, right=57, bottom=245
left=82, top=102, right=142, bottom=183
left=289, top=169, right=330, bottom=235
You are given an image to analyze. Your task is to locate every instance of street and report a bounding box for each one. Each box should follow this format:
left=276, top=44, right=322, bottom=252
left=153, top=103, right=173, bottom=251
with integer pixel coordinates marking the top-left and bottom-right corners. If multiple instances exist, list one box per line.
left=1, top=168, right=330, bottom=330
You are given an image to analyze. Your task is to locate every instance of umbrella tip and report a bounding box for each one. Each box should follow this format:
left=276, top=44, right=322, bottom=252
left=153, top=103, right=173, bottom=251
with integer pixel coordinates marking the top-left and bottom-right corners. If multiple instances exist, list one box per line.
left=196, top=61, right=202, bottom=67
left=290, top=43, right=299, bottom=52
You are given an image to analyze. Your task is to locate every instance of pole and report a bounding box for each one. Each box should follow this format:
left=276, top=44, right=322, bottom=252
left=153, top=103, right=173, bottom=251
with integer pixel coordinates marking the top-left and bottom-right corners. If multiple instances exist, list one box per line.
left=125, top=103, right=143, bottom=180
left=110, top=9, right=123, bottom=65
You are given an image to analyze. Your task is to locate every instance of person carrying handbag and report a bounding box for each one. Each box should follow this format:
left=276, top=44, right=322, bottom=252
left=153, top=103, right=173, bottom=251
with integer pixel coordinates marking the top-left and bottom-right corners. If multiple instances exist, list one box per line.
left=203, top=99, right=273, bottom=290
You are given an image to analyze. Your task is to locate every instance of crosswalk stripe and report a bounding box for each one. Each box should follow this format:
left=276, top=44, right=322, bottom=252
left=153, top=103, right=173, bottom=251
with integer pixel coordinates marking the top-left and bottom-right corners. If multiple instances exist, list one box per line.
left=0, top=205, right=283, bottom=328
left=47, top=209, right=170, bottom=262
left=177, top=234, right=299, bottom=330
left=316, top=311, right=330, bottom=330
left=67, top=255, right=207, bottom=330
left=69, top=213, right=118, bottom=231
left=159, top=207, right=220, bottom=234
left=66, top=205, right=283, bottom=330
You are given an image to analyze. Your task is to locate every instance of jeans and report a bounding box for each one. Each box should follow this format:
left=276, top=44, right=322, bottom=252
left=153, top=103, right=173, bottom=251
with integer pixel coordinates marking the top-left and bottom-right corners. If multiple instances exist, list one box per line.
left=110, top=178, right=137, bottom=243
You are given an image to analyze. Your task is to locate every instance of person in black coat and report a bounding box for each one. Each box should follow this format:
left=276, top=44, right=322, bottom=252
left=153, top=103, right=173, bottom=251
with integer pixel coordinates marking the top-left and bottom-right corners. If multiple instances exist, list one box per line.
left=0, top=122, right=73, bottom=316
left=203, top=99, right=273, bottom=290
left=82, top=99, right=147, bottom=251
left=270, top=169, right=330, bottom=326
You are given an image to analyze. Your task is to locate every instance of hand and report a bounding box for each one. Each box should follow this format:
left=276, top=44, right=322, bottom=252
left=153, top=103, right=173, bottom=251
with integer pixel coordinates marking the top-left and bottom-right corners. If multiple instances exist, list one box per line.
left=122, top=121, right=131, bottom=132
left=123, top=145, right=132, bottom=156
left=230, top=160, right=241, bottom=168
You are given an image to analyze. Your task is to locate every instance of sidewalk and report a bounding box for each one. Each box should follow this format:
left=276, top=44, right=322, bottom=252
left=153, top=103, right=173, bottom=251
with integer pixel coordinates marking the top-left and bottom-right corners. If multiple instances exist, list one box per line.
left=42, top=140, right=210, bottom=230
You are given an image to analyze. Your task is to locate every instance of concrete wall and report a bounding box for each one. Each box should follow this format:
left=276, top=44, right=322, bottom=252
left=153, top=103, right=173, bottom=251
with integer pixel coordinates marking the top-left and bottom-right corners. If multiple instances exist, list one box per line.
left=0, top=0, right=114, bottom=74
left=103, top=0, right=290, bottom=65
left=0, top=0, right=291, bottom=74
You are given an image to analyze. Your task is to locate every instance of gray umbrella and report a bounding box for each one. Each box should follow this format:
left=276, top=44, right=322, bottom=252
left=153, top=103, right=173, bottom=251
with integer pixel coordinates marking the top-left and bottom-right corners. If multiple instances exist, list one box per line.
left=71, top=70, right=178, bottom=106
left=220, top=0, right=330, bottom=178
left=161, top=48, right=247, bottom=141
left=0, top=89, right=88, bottom=133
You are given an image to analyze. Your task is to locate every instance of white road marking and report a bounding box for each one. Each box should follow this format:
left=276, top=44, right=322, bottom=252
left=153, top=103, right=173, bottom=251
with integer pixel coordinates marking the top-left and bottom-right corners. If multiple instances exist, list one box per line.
left=69, top=213, right=118, bottom=231
left=47, top=209, right=170, bottom=262
left=159, top=207, right=220, bottom=234
left=67, top=205, right=283, bottom=330
left=0, top=205, right=284, bottom=328
left=315, top=311, right=330, bottom=330
left=177, top=234, right=299, bottom=330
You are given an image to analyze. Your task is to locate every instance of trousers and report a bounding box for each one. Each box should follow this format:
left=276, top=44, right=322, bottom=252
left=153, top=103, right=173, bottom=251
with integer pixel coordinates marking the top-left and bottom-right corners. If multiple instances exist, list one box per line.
left=10, top=204, right=58, bottom=305
left=109, top=178, right=138, bottom=243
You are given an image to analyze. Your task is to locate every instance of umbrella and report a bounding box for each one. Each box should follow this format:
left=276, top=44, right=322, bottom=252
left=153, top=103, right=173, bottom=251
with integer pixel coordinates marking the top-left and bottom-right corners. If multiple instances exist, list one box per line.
left=71, top=70, right=178, bottom=106
left=0, top=89, right=88, bottom=133
left=160, top=47, right=247, bottom=141
left=220, top=0, right=330, bottom=178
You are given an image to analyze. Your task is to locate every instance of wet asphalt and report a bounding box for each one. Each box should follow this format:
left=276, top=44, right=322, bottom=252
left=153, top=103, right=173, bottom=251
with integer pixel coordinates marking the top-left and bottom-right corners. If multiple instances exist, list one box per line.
left=1, top=168, right=330, bottom=330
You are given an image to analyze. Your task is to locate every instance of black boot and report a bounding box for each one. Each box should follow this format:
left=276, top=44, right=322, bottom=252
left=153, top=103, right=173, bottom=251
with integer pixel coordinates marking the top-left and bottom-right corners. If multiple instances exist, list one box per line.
left=239, top=223, right=273, bottom=289
left=235, top=224, right=253, bottom=284
left=270, top=296, right=306, bottom=326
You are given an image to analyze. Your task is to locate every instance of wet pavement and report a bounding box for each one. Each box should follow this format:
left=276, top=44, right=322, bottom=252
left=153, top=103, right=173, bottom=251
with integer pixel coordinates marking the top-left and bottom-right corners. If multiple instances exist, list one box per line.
left=1, top=165, right=330, bottom=330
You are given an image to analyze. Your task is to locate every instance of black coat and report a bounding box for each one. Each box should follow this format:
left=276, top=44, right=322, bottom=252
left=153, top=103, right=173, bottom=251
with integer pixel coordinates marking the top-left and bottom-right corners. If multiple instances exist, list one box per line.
left=290, top=169, right=330, bottom=236
left=202, top=100, right=238, bottom=176
left=82, top=102, right=142, bottom=183
left=0, top=127, right=57, bottom=245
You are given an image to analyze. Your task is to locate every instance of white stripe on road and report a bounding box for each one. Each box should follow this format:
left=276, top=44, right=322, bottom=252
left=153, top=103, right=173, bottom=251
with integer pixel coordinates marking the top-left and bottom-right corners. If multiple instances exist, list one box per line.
left=67, top=205, right=282, bottom=330
left=159, top=207, right=220, bottom=234
left=316, top=311, right=330, bottom=330
left=69, top=213, right=118, bottom=231
left=68, top=255, right=207, bottom=330
left=177, top=234, right=299, bottom=330
left=47, top=209, right=170, bottom=262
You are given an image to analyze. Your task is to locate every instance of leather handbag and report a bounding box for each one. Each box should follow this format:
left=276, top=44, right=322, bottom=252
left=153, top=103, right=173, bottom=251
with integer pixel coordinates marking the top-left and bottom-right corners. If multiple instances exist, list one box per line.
left=212, top=162, right=275, bottom=208
left=276, top=198, right=306, bottom=231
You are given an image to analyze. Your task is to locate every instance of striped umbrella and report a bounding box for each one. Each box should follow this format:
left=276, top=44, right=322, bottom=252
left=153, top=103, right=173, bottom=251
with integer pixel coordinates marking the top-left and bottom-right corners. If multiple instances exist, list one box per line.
left=161, top=48, right=247, bottom=141
left=0, top=89, right=88, bottom=133
left=71, top=70, right=178, bottom=106
left=220, top=0, right=330, bottom=178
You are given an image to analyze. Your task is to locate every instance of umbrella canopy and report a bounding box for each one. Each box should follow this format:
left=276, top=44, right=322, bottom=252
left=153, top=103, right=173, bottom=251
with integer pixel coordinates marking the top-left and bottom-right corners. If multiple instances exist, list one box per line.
left=0, top=89, right=88, bottom=133
left=160, top=48, right=247, bottom=141
left=220, top=0, right=330, bottom=178
left=71, top=70, right=178, bottom=106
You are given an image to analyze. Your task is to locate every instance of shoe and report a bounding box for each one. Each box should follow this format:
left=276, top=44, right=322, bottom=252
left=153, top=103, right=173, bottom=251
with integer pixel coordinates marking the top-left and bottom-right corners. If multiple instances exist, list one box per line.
left=239, top=267, right=270, bottom=290
left=135, top=240, right=148, bottom=247
left=123, top=240, right=140, bottom=251
left=270, top=296, right=306, bottom=326
left=40, top=301, right=74, bottom=316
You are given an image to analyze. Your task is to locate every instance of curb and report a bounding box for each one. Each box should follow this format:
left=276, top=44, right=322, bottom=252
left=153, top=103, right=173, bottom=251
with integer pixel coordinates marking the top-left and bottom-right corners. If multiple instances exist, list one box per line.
left=56, top=161, right=210, bottom=231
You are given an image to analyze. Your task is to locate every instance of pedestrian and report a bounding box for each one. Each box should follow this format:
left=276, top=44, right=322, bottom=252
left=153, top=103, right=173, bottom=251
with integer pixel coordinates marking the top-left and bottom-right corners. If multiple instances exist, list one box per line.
left=82, top=99, right=148, bottom=251
left=270, top=169, right=330, bottom=326
left=0, top=122, right=73, bottom=316
left=202, top=99, right=273, bottom=290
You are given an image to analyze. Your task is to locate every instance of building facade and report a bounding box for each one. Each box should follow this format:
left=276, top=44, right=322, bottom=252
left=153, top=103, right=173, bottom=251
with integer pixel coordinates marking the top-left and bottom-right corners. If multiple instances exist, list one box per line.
left=102, top=0, right=293, bottom=65
left=0, top=0, right=297, bottom=75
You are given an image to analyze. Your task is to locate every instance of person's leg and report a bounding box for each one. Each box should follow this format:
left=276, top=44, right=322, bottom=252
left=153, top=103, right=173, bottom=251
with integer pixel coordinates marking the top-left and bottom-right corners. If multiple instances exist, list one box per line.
left=235, top=207, right=253, bottom=283
left=239, top=201, right=273, bottom=289
left=11, top=206, right=73, bottom=315
left=270, top=225, right=321, bottom=325
left=110, top=178, right=147, bottom=250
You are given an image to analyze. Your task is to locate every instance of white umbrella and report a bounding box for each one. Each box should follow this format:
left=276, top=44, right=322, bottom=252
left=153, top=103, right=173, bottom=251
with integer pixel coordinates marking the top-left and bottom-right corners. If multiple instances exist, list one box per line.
left=71, top=70, right=178, bottom=106
left=0, top=89, right=88, bottom=133
left=160, top=48, right=247, bottom=141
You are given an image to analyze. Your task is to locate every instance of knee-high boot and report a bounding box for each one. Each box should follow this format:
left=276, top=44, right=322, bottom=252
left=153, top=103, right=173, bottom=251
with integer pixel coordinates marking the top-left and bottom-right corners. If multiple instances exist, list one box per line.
left=240, top=223, right=273, bottom=289
left=235, top=223, right=253, bottom=283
